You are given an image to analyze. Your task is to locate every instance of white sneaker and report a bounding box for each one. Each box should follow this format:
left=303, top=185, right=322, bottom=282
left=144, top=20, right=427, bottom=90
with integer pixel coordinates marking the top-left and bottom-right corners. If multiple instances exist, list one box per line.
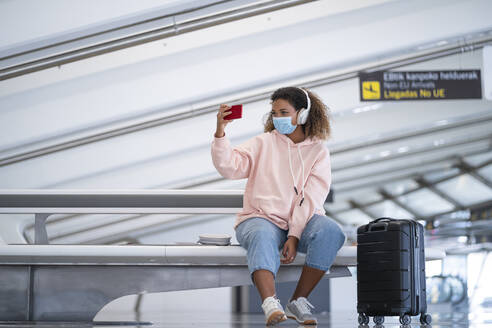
left=261, top=295, right=287, bottom=326
left=285, top=296, right=317, bottom=325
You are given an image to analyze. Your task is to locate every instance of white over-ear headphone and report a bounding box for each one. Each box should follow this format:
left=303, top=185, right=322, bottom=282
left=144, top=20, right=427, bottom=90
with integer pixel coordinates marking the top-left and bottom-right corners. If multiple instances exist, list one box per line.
left=262, top=87, right=311, bottom=125
left=297, top=87, right=311, bottom=125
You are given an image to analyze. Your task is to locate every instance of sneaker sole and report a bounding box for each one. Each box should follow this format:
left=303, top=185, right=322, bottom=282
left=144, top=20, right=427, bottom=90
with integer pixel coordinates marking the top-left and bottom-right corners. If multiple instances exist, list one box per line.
left=285, top=308, right=317, bottom=325
left=266, top=311, right=287, bottom=326
left=286, top=315, right=317, bottom=325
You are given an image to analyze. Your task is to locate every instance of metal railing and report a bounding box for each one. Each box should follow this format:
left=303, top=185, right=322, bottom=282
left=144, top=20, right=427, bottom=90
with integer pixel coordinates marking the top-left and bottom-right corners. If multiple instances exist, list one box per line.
left=0, top=189, right=243, bottom=244
left=0, top=0, right=315, bottom=81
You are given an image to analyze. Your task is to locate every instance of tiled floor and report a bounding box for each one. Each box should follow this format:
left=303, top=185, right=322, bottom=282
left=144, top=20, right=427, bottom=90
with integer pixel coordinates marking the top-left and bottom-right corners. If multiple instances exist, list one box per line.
left=1, top=310, right=490, bottom=328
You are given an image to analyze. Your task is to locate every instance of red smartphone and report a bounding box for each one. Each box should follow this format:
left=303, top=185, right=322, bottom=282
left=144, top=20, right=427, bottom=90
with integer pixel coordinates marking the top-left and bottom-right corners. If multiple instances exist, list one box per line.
left=224, top=104, right=242, bottom=120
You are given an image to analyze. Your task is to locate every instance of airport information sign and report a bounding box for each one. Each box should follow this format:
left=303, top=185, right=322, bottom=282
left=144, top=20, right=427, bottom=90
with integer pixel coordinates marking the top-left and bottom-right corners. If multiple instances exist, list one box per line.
left=359, top=70, right=482, bottom=101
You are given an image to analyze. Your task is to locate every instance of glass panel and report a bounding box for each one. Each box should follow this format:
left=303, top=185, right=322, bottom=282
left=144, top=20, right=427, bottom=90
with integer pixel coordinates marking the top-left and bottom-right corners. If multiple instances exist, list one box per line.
left=344, top=188, right=383, bottom=205
left=335, top=209, right=373, bottom=226
left=397, top=189, right=455, bottom=217
left=435, top=174, right=492, bottom=206
left=324, top=201, right=351, bottom=213
left=463, top=150, right=492, bottom=167
left=477, top=164, right=492, bottom=182
left=383, top=179, right=419, bottom=196
left=425, top=260, right=442, bottom=278
left=424, top=167, right=461, bottom=183
left=468, top=252, right=492, bottom=311
left=365, top=200, right=414, bottom=219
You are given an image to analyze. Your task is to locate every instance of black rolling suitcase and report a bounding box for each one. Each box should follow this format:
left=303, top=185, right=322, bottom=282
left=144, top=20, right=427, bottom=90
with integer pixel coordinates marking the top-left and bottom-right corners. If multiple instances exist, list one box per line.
left=357, top=217, right=432, bottom=325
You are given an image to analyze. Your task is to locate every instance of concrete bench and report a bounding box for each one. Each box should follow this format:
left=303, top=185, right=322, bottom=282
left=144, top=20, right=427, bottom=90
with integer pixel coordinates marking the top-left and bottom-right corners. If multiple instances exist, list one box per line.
left=0, top=244, right=445, bottom=322
left=0, top=190, right=446, bottom=323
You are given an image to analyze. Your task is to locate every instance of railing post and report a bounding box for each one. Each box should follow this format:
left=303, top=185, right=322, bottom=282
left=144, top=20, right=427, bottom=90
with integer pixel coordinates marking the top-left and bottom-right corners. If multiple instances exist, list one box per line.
left=34, top=214, right=50, bottom=245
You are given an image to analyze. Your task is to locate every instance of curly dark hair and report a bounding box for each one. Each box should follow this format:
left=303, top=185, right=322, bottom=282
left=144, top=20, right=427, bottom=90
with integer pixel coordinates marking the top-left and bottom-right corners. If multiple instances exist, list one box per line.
left=264, top=86, right=332, bottom=140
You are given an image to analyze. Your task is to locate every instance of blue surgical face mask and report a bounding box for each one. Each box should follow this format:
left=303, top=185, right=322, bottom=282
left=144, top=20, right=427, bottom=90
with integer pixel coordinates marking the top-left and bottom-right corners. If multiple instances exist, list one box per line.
left=272, top=116, right=297, bottom=134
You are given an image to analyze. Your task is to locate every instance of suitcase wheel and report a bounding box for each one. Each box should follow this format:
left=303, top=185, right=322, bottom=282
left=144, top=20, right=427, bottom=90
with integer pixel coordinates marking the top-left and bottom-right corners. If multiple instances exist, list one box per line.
left=420, top=313, right=432, bottom=325
left=399, top=314, right=411, bottom=325
left=373, top=316, right=384, bottom=325
left=358, top=313, right=369, bottom=325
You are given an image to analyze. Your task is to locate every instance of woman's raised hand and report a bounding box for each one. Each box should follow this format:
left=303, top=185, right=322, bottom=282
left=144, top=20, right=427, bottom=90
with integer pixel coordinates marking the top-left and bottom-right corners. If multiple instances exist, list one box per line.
left=215, top=104, right=233, bottom=138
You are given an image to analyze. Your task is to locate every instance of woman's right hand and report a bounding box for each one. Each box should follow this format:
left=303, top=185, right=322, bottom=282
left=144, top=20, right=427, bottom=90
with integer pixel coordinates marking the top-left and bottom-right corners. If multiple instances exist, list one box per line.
left=215, top=104, right=233, bottom=137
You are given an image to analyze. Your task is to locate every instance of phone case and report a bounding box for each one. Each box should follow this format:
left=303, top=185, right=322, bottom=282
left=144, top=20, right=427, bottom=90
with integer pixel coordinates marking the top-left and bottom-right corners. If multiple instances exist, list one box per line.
left=224, top=104, right=242, bottom=120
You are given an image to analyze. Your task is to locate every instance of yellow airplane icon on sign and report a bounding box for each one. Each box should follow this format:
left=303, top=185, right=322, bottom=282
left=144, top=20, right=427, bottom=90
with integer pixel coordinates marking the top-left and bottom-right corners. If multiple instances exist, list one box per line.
left=362, top=81, right=381, bottom=99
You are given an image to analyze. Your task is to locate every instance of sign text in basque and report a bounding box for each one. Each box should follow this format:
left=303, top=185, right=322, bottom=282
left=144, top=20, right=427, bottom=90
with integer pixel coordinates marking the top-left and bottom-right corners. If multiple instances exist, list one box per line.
left=359, top=70, right=482, bottom=101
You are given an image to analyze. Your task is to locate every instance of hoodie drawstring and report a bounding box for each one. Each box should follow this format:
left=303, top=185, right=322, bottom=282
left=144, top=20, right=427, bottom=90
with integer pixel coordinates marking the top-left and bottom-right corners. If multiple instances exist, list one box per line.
left=287, top=144, right=305, bottom=206
left=297, top=144, right=305, bottom=206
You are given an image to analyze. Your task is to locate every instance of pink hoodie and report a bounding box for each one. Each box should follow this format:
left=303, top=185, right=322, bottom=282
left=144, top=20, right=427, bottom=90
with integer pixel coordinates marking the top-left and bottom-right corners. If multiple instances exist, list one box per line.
left=211, top=129, right=332, bottom=239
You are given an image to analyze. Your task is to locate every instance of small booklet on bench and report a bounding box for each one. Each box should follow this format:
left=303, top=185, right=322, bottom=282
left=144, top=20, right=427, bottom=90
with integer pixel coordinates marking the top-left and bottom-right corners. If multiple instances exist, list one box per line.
left=170, top=234, right=233, bottom=246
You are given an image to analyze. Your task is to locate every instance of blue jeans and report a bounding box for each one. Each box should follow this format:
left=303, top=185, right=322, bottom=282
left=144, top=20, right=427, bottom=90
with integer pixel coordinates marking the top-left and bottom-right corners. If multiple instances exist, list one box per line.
left=235, top=214, right=346, bottom=286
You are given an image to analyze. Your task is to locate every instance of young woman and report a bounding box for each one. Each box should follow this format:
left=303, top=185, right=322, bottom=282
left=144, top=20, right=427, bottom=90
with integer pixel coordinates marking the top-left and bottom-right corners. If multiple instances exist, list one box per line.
left=211, top=86, right=345, bottom=326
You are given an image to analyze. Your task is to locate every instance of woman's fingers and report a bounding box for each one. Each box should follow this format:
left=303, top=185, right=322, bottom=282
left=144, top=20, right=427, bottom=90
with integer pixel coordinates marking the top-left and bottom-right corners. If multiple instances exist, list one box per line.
left=217, top=104, right=233, bottom=130
left=287, top=246, right=295, bottom=262
left=281, top=245, right=287, bottom=263
left=219, top=104, right=230, bottom=113
left=281, top=244, right=296, bottom=264
left=281, top=257, right=294, bottom=264
left=217, top=104, right=233, bottom=123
